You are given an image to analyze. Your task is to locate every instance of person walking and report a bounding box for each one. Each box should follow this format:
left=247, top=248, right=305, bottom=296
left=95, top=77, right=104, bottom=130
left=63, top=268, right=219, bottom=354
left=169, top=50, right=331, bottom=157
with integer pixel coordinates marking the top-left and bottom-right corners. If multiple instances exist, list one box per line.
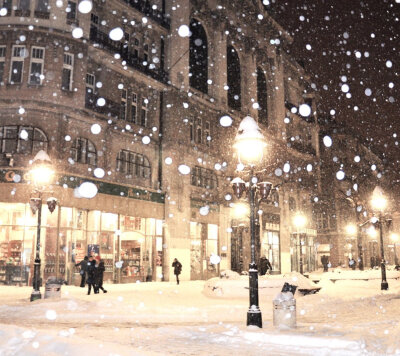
left=75, top=256, right=89, bottom=287
left=172, top=258, right=182, bottom=285
left=86, top=256, right=96, bottom=295
left=94, top=256, right=107, bottom=294
left=259, top=256, right=272, bottom=275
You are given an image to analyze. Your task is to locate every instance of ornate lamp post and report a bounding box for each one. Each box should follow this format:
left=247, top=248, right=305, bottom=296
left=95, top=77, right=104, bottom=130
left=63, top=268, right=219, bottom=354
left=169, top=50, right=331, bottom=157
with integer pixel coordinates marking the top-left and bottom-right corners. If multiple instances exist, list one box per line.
left=370, top=186, right=389, bottom=290
left=293, top=213, right=307, bottom=274
left=231, top=116, right=270, bottom=328
left=29, top=150, right=56, bottom=301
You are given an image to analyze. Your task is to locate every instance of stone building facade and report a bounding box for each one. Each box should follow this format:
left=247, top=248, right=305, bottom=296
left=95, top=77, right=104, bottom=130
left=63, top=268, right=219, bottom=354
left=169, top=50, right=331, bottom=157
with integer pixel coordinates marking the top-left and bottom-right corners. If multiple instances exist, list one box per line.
left=0, top=0, right=320, bottom=285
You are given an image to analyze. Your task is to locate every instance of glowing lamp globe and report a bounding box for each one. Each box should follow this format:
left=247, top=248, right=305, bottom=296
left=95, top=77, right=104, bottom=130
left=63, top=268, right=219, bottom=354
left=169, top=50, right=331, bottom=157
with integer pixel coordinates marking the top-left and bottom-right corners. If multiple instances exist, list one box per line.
left=371, top=186, right=387, bottom=213
left=29, top=150, right=55, bottom=187
left=233, top=116, right=266, bottom=166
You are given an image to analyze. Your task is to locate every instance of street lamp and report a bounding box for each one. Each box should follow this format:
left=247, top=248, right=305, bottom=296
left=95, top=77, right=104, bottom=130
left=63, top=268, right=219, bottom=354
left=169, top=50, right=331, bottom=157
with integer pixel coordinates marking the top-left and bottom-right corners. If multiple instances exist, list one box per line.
left=29, top=150, right=56, bottom=301
left=370, top=186, right=389, bottom=290
left=293, top=213, right=307, bottom=274
left=231, top=116, right=269, bottom=328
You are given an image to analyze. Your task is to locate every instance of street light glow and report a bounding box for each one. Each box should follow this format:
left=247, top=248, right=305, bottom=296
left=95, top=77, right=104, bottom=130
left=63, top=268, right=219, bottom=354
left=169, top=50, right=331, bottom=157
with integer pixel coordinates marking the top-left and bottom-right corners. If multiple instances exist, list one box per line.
left=346, top=224, right=357, bottom=236
left=371, top=186, right=387, bottom=212
left=293, top=213, right=307, bottom=228
left=233, top=116, right=266, bottom=166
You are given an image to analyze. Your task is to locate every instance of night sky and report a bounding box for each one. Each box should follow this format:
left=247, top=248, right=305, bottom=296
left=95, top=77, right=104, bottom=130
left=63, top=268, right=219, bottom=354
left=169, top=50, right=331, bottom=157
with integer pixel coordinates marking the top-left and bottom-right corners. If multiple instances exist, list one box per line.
left=269, top=0, right=400, bottom=183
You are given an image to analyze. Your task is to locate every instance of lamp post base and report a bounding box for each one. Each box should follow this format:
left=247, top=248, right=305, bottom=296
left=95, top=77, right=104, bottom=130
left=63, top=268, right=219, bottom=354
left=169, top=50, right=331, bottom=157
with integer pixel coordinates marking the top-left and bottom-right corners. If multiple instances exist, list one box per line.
left=381, top=281, right=389, bottom=290
left=30, top=290, right=42, bottom=302
left=247, top=308, right=262, bottom=328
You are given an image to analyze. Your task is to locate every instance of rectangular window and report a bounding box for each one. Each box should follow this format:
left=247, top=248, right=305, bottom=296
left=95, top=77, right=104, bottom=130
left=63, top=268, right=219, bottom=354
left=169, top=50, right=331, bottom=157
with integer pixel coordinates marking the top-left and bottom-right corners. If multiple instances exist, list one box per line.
left=132, top=38, right=140, bottom=58
left=189, top=118, right=194, bottom=142
left=1, top=126, right=18, bottom=153
left=2, top=0, right=12, bottom=13
left=205, top=121, right=210, bottom=147
left=85, top=73, right=95, bottom=91
left=143, top=43, right=149, bottom=62
left=66, top=1, right=76, bottom=20
left=29, top=47, right=45, bottom=85
left=121, top=89, right=127, bottom=121
left=62, top=53, right=73, bottom=91
left=0, top=46, right=5, bottom=83
left=18, top=0, right=30, bottom=11
left=140, top=98, right=148, bottom=127
left=10, top=46, right=26, bottom=84
left=196, top=118, right=202, bottom=144
left=36, top=0, right=49, bottom=12
left=131, top=93, right=137, bottom=123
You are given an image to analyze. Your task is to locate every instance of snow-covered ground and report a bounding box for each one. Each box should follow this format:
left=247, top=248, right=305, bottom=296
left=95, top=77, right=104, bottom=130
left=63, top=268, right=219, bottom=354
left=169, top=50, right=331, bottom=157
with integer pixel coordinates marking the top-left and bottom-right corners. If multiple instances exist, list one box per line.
left=0, top=269, right=400, bottom=356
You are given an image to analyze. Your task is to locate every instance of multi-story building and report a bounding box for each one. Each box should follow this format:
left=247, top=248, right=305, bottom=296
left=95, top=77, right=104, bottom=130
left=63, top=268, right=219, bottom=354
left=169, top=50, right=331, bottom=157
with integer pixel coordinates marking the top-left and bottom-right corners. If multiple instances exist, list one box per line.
left=0, top=0, right=320, bottom=286
left=316, top=117, right=394, bottom=268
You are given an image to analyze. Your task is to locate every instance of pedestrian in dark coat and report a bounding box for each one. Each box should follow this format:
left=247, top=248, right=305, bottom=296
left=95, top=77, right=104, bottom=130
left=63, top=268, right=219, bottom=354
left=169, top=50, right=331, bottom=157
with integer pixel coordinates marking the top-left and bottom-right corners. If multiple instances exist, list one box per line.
left=94, top=256, right=107, bottom=294
left=321, top=255, right=329, bottom=272
left=75, top=256, right=88, bottom=287
left=172, top=258, right=182, bottom=285
left=86, top=256, right=96, bottom=295
left=259, top=256, right=272, bottom=275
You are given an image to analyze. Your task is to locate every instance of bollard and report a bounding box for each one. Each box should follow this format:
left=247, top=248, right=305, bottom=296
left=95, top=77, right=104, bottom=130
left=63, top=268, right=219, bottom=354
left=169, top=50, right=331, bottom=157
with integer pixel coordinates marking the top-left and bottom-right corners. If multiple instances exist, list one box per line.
left=272, top=283, right=297, bottom=329
left=44, top=277, right=63, bottom=299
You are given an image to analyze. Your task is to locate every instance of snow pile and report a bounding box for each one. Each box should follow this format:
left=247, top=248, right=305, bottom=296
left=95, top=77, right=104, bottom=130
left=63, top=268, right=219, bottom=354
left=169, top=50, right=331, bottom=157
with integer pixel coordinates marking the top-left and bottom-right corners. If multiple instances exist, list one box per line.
left=203, top=271, right=319, bottom=298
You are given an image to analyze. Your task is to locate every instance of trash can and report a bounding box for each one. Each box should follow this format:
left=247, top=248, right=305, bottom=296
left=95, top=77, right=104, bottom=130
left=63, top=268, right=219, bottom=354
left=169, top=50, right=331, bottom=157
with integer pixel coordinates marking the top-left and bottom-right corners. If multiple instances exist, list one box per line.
left=273, top=283, right=297, bottom=329
left=44, top=277, right=63, bottom=299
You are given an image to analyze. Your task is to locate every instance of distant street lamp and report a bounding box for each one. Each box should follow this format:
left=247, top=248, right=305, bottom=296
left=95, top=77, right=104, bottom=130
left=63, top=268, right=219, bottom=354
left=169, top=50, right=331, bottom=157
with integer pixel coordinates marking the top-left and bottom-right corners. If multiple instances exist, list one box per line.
left=29, top=150, right=56, bottom=301
left=293, top=213, right=307, bottom=274
left=370, top=186, right=390, bottom=290
left=390, top=233, right=399, bottom=266
left=231, top=116, right=270, bottom=328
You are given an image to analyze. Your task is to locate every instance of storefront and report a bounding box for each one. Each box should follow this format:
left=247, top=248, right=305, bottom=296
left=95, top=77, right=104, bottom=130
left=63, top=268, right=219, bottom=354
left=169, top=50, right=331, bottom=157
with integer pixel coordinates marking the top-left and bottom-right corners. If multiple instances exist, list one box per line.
left=0, top=202, right=164, bottom=285
left=0, top=168, right=165, bottom=286
left=290, top=228, right=317, bottom=273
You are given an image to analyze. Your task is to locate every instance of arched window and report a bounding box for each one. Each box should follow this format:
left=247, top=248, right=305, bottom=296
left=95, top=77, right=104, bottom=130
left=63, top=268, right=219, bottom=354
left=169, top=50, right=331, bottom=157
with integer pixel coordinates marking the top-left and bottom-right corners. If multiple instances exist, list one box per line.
left=70, top=137, right=97, bottom=165
left=189, top=19, right=208, bottom=94
left=289, top=197, right=296, bottom=211
left=116, top=150, right=151, bottom=179
left=0, top=126, right=47, bottom=154
left=257, top=67, right=268, bottom=125
left=227, top=45, right=241, bottom=110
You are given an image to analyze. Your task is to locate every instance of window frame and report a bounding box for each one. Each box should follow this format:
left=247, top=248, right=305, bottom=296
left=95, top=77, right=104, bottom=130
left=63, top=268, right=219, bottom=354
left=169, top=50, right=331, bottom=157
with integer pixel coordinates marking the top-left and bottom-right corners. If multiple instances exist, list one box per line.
left=116, top=150, right=151, bottom=179
left=0, top=125, right=48, bottom=154
left=70, top=137, right=97, bottom=165
left=62, top=52, right=74, bottom=91
left=131, top=93, right=137, bottom=123
left=140, top=98, right=148, bottom=127
left=190, top=166, right=217, bottom=189
left=120, top=89, right=127, bottom=121
left=0, top=46, right=6, bottom=83
left=29, top=46, right=45, bottom=85
left=9, top=45, right=26, bottom=84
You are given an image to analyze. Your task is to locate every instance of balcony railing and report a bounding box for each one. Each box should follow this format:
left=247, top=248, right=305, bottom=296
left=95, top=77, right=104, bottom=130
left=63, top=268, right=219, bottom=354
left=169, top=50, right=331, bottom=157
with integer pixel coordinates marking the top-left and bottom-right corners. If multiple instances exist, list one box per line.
left=85, top=91, right=120, bottom=119
left=120, top=0, right=170, bottom=29
left=89, top=27, right=169, bottom=84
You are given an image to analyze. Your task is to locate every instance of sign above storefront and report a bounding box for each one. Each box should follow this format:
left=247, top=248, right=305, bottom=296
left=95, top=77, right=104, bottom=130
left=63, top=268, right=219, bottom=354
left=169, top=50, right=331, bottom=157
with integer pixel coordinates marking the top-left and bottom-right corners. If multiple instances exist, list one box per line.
left=1, top=169, right=165, bottom=204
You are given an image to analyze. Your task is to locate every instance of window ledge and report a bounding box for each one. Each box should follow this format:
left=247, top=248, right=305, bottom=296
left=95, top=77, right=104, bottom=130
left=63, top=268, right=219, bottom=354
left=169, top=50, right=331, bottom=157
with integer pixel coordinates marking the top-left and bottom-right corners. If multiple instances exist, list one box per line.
left=27, top=83, right=43, bottom=88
